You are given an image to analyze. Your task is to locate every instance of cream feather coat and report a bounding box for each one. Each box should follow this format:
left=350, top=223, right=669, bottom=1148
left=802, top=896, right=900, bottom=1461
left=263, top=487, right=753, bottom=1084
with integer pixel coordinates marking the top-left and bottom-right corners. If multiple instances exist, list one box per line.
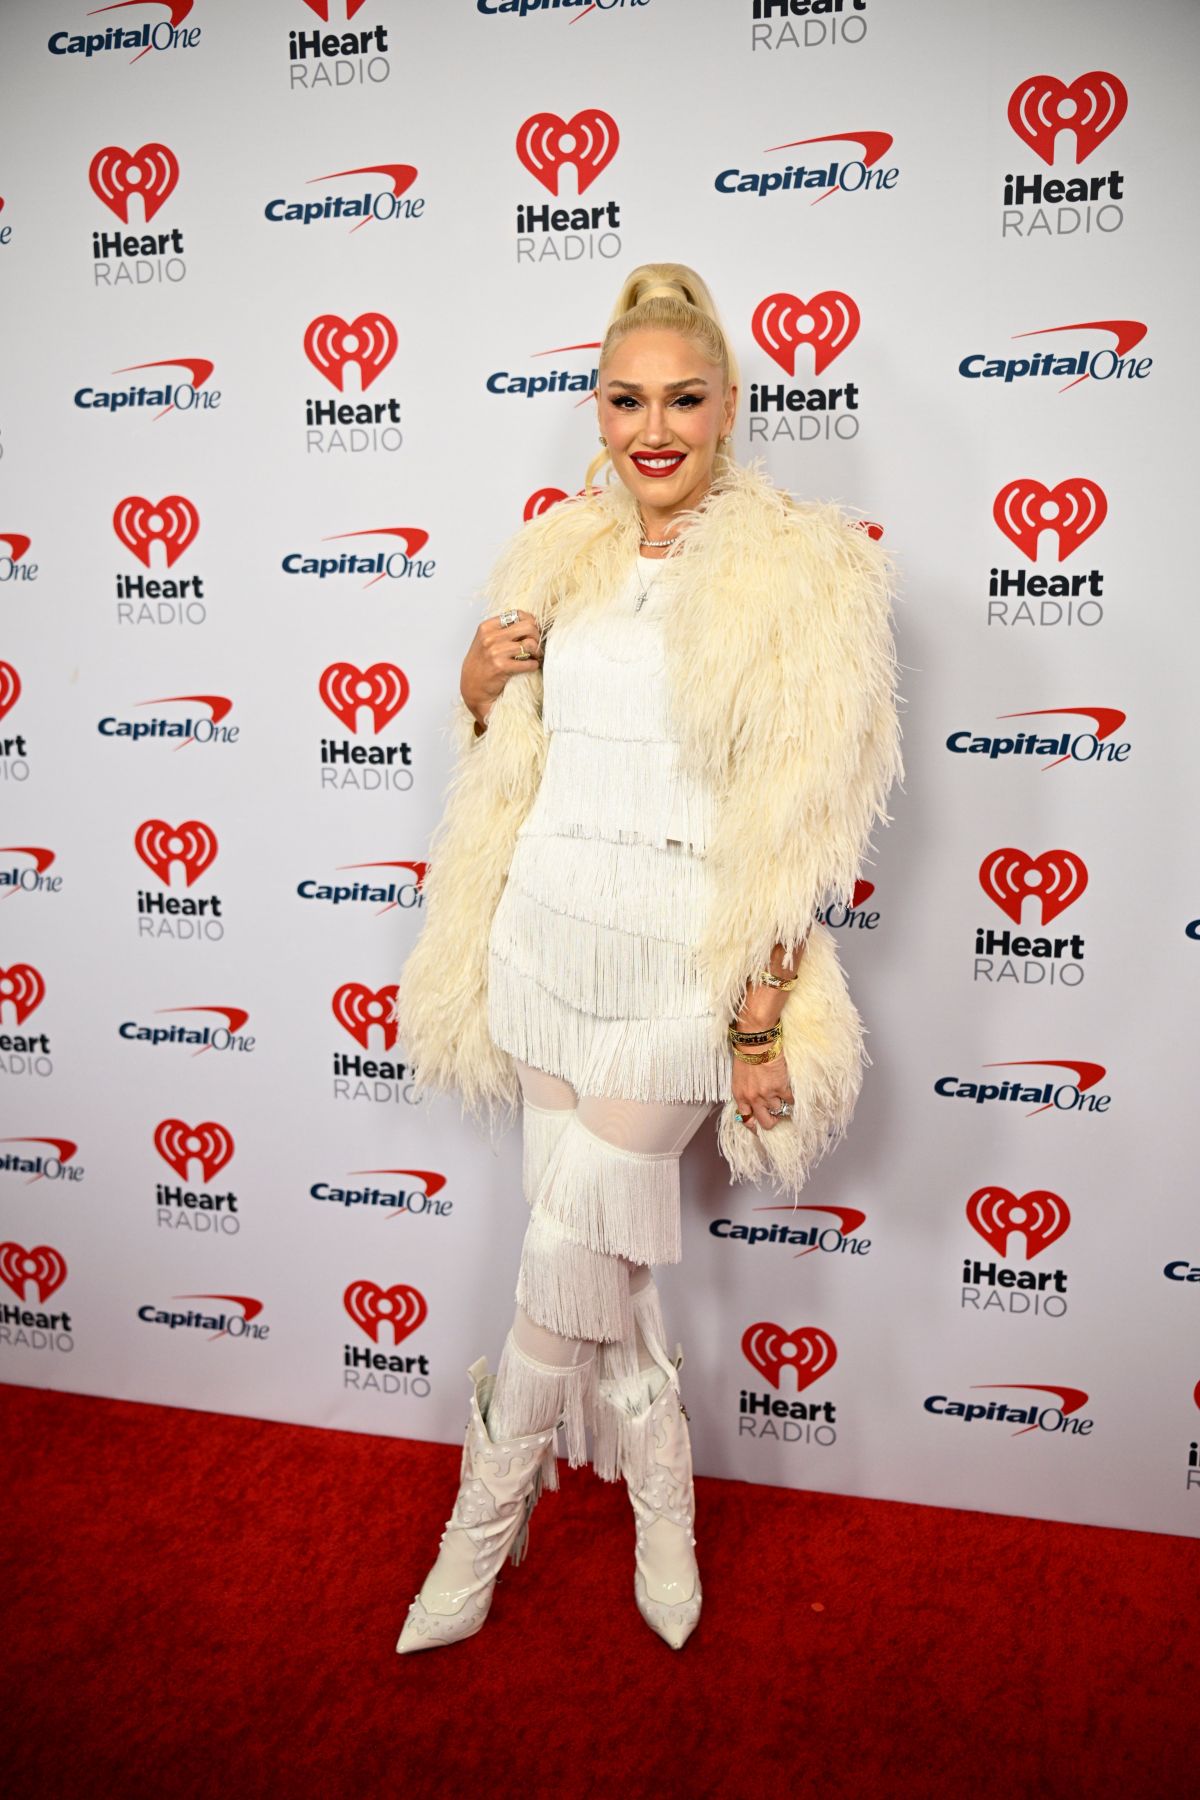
left=393, top=458, right=903, bottom=1200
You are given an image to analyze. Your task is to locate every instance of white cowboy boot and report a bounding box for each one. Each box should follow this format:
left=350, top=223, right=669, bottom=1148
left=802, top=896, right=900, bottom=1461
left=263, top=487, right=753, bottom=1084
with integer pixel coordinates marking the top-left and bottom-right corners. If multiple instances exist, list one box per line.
left=396, top=1355, right=559, bottom=1655
left=598, top=1345, right=702, bottom=1650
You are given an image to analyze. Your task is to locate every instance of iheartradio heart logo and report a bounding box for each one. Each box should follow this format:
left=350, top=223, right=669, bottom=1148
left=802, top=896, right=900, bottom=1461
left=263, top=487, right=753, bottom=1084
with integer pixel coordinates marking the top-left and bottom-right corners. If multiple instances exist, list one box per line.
left=332, top=982, right=399, bottom=1051
left=979, top=848, right=1088, bottom=925
left=516, top=109, right=619, bottom=196
left=966, top=1186, right=1070, bottom=1260
left=302, top=0, right=370, bottom=18
left=0, top=964, right=45, bottom=1025
left=113, top=496, right=199, bottom=569
left=0, top=660, right=20, bottom=722
left=343, top=1279, right=427, bottom=1345
left=994, top=479, right=1107, bottom=564
left=154, top=1119, right=234, bottom=1184
left=525, top=488, right=568, bottom=520
left=0, top=1241, right=67, bottom=1304
left=1008, top=72, right=1127, bottom=167
left=89, top=143, right=180, bottom=223
left=742, top=1322, right=837, bottom=1392
left=319, top=662, right=409, bottom=733
left=752, top=291, right=860, bottom=377
left=304, top=312, right=397, bottom=392
left=134, top=819, right=218, bottom=887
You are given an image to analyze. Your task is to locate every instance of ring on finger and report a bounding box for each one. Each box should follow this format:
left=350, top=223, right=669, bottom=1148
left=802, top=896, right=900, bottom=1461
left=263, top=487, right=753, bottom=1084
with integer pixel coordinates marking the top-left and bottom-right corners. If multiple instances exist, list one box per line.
left=497, top=608, right=518, bottom=627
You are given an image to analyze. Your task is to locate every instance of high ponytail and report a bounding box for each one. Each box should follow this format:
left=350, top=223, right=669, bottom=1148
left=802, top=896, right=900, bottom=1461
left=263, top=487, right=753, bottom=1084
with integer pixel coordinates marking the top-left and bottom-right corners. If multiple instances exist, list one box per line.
left=585, top=262, right=739, bottom=489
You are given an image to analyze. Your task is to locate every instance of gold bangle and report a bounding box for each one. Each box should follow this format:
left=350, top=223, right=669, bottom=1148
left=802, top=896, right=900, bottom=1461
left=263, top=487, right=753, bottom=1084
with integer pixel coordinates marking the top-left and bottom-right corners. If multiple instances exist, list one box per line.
left=752, top=967, right=799, bottom=991
left=730, top=1041, right=784, bottom=1066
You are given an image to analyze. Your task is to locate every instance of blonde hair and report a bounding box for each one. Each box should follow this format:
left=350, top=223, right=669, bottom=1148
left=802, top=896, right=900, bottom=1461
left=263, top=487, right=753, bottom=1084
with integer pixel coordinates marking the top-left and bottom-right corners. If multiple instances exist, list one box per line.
left=586, top=262, right=739, bottom=489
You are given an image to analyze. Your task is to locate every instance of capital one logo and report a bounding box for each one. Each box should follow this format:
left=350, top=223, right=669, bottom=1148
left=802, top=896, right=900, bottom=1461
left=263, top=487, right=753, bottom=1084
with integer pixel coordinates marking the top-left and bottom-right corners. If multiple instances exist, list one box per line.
left=1, top=534, right=33, bottom=564
left=742, top=1322, right=836, bottom=1392
left=979, top=848, right=1087, bottom=925
left=113, top=495, right=199, bottom=568
left=343, top=1278, right=426, bottom=1344
left=0, top=660, right=20, bottom=721
left=516, top=109, right=619, bottom=195
left=966, top=1186, right=1070, bottom=1259
left=0, top=1241, right=67, bottom=1303
left=752, top=292, right=859, bottom=376
left=0, top=964, right=46, bottom=1025
left=89, top=143, right=179, bottom=222
left=134, top=819, right=217, bottom=886
left=319, top=662, right=409, bottom=732
left=994, top=478, right=1107, bottom=562
left=1008, top=72, right=1127, bottom=166
left=154, top=1118, right=234, bottom=1182
left=304, top=313, right=397, bottom=391
left=332, top=982, right=398, bottom=1050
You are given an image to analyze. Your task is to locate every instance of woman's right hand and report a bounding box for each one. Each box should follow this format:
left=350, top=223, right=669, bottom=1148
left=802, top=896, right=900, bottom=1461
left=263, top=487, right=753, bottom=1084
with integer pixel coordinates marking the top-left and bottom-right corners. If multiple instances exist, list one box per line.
left=460, top=607, right=543, bottom=729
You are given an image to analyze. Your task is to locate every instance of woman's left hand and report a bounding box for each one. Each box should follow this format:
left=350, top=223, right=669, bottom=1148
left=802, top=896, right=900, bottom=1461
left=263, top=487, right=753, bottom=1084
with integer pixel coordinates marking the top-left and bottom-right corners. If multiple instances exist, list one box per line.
left=732, top=1052, right=794, bottom=1132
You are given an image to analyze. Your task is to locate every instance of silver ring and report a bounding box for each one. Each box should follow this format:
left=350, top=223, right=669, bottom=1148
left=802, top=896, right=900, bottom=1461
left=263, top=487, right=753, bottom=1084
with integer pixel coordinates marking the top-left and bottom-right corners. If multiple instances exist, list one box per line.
left=497, top=608, right=519, bottom=628
left=770, top=1101, right=794, bottom=1118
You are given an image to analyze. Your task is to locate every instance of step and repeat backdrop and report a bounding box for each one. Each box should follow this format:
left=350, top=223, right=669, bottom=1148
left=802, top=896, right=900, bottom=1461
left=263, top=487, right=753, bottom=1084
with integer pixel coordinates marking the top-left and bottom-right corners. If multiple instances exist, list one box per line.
left=1, top=0, right=1197, bottom=1540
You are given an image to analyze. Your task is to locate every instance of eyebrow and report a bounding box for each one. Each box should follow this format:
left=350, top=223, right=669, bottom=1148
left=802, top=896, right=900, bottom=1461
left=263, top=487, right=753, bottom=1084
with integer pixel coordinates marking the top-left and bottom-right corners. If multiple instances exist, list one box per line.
left=604, top=377, right=710, bottom=393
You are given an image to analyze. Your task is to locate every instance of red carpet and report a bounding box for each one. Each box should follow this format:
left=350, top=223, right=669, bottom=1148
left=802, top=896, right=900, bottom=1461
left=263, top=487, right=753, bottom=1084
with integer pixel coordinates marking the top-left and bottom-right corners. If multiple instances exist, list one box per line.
left=2, top=1381, right=1195, bottom=1798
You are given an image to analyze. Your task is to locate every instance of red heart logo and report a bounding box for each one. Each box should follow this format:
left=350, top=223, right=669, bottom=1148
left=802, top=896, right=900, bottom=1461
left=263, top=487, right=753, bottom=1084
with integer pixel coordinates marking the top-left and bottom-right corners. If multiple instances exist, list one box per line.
left=978, top=847, right=1088, bottom=925
left=1008, top=71, right=1127, bottom=166
left=0, top=964, right=45, bottom=1025
left=741, top=1322, right=837, bottom=1392
left=516, top=109, right=619, bottom=196
left=0, top=660, right=20, bottom=722
left=993, top=478, right=1107, bottom=564
left=134, top=819, right=218, bottom=887
left=966, top=1186, right=1070, bottom=1260
left=154, top=1120, right=235, bottom=1184
left=113, top=496, right=199, bottom=569
left=343, top=1279, right=427, bottom=1345
left=318, top=661, right=409, bottom=733
left=331, top=982, right=399, bottom=1051
left=0, top=1241, right=67, bottom=1303
left=303, top=312, right=397, bottom=392
left=89, top=143, right=179, bottom=222
left=302, top=0, right=370, bottom=18
left=752, top=291, right=860, bottom=377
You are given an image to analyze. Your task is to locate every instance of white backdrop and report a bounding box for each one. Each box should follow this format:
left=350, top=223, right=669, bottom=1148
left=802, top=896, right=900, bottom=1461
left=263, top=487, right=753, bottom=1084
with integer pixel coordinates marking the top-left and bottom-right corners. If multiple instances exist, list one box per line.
left=2, top=0, right=1198, bottom=1540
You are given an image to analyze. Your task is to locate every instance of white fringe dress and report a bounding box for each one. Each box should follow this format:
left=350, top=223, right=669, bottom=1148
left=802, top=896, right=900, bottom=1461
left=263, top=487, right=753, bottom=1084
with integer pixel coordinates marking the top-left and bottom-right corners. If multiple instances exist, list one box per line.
left=486, top=553, right=734, bottom=1110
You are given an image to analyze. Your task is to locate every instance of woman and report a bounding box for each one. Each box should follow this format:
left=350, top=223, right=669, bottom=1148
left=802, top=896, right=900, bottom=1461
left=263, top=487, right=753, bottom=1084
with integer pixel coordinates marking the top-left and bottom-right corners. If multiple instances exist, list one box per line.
left=392, top=264, right=902, bottom=1654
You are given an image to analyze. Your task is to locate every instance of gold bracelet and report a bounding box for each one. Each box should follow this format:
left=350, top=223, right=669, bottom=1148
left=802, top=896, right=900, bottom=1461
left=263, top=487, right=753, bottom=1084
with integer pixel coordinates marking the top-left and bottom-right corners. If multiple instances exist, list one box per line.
left=729, top=1040, right=784, bottom=1066
left=728, top=1021, right=782, bottom=1043
left=751, top=966, right=799, bottom=991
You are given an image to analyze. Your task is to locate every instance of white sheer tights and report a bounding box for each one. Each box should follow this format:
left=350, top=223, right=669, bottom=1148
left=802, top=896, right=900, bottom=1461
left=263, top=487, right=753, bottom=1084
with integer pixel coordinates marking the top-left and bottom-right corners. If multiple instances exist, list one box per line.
left=485, top=1059, right=713, bottom=1467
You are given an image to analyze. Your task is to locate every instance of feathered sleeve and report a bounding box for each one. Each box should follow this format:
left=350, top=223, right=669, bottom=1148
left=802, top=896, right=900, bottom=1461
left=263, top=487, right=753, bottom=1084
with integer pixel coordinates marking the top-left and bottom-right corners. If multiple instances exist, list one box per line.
left=693, top=500, right=905, bottom=1026
left=389, top=489, right=617, bottom=1126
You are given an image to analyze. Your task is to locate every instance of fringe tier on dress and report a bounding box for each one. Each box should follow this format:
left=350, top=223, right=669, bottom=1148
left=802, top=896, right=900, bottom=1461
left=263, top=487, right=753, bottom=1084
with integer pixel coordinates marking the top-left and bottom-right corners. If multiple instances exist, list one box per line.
left=487, top=557, right=724, bottom=1461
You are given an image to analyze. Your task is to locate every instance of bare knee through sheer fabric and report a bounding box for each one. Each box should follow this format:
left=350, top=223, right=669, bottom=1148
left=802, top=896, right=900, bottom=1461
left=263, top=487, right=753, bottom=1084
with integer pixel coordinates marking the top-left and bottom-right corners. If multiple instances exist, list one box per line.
left=484, top=1057, right=714, bottom=1478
